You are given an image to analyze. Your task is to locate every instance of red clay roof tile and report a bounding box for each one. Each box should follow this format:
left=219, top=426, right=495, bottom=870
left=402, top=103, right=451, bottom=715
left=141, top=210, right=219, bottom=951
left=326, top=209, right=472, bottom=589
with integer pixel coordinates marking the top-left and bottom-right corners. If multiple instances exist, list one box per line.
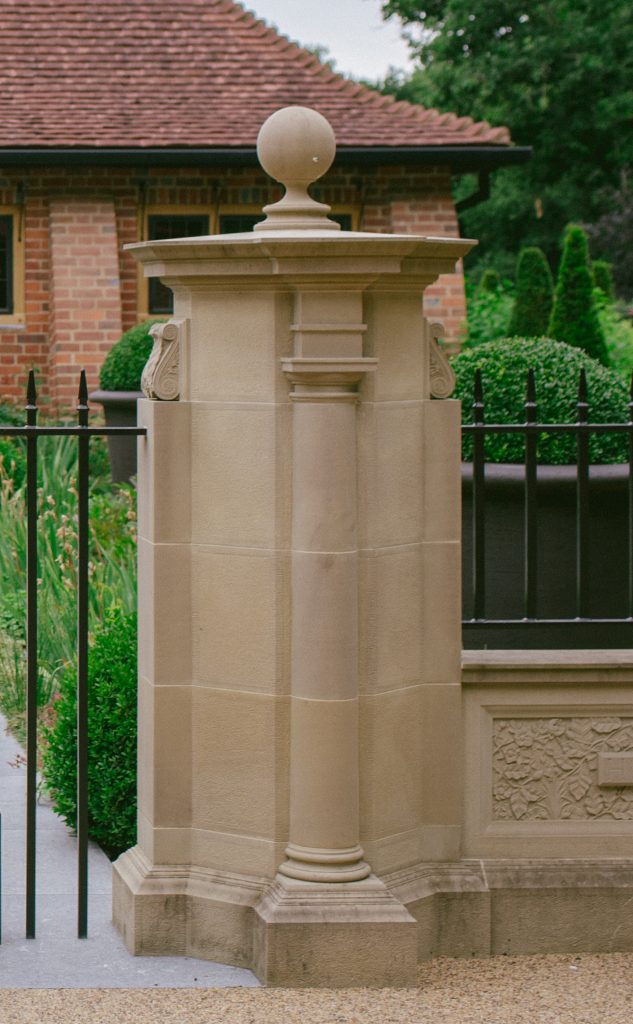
left=0, top=0, right=512, bottom=150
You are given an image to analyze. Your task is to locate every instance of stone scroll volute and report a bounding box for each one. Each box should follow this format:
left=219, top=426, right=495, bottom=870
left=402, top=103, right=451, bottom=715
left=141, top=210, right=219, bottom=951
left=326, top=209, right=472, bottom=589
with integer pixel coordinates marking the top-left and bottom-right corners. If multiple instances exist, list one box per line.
left=428, top=321, right=456, bottom=400
left=141, top=319, right=186, bottom=401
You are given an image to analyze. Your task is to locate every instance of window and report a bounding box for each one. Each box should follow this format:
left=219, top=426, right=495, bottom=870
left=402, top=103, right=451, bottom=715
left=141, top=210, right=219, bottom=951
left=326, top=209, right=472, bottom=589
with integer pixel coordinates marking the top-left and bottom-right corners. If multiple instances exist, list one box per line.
left=218, top=212, right=353, bottom=233
left=0, top=215, right=14, bottom=314
left=0, top=210, right=24, bottom=324
left=218, top=213, right=265, bottom=234
left=139, top=205, right=359, bottom=318
left=146, top=212, right=210, bottom=315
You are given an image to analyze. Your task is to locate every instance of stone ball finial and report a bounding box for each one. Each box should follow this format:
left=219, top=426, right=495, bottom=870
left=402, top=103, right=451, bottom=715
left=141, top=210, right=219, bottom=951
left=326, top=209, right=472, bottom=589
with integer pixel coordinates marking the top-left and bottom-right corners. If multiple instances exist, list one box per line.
left=255, top=106, right=340, bottom=233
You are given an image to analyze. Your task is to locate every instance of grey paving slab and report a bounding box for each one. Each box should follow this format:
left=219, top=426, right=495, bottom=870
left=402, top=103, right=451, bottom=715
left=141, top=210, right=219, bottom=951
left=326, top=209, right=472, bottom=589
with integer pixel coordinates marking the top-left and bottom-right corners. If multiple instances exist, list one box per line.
left=0, top=717, right=259, bottom=988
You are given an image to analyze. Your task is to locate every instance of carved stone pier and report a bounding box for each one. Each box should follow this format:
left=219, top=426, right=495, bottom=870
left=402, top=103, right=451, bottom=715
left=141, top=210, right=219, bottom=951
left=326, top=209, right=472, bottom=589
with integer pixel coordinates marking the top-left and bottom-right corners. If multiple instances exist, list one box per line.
left=113, top=105, right=473, bottom=986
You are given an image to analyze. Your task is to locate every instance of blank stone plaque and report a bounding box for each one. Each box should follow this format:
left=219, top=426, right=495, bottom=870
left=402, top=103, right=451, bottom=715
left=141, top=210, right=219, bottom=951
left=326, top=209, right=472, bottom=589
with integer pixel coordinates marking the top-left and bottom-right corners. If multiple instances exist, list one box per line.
left=597, top=752, right=633, bottom=787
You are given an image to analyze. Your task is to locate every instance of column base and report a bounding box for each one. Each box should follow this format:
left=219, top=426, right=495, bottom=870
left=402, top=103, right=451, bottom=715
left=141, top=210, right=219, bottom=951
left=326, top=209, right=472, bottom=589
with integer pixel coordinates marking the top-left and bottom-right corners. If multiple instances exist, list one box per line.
left=278, top=842, right=371, bottom=883
left=253, top=873, right=417, bottom=987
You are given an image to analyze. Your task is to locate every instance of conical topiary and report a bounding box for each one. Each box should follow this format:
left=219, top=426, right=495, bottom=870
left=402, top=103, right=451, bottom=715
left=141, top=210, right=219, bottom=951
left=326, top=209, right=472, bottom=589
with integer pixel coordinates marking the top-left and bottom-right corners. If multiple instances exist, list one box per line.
left=508, top=247, right=553, bottom=337
left=479, top=268, right=501, bottom=293
left=548, top=225, right=609, bottom=365
left=592, top=259, right=615, bottom=301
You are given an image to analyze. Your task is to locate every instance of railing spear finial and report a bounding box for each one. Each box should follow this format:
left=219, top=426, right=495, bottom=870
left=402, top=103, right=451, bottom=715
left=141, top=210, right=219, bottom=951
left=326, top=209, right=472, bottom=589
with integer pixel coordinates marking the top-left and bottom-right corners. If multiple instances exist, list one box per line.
left=25, top=370, right=37, bottom=426
left=77, top=370, right=89, bottom=428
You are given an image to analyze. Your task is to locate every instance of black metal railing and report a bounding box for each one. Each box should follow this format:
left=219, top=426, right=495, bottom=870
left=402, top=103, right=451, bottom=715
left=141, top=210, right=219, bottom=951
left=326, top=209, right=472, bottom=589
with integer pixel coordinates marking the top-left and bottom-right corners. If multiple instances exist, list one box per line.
left=0, top=371, right=146, bottom=940
left=462, top=368, right=633, bottom=647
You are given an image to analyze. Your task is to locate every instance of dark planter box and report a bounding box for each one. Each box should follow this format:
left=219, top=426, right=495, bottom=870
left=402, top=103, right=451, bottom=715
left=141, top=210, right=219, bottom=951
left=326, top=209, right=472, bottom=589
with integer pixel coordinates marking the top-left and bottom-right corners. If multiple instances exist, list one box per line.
left=89, top=390, right=143, bottom=484
left=462, top=463, right=633, bottom=649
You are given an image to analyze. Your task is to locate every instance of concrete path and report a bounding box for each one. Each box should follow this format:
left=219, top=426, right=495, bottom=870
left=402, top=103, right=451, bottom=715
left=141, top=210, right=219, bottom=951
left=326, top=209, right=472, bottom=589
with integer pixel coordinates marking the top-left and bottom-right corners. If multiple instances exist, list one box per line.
left=0, top=716, right=259, bottom=988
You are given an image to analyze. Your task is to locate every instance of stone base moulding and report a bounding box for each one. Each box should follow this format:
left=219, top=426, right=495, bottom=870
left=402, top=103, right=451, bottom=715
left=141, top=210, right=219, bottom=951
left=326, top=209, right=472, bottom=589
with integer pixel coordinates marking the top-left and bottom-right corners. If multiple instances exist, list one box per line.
left=113, top=848, right=417, bottom=987
left=114, top=848, right=633, bottom=979
left=386, top=858, right=633, bottom=959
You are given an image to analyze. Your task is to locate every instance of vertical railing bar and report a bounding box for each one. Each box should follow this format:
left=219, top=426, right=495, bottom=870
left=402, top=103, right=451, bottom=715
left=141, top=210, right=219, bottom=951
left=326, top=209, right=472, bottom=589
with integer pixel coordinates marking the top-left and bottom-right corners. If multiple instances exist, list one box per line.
left=76, top=371, right=89, bottom=939
left=628, top=373, right=633, bottom=618
left=576, top=369, right=590, bottom=618
left=25, top=370, right=38, bottom=939
left=472, top=368, right=486, bottom=619
left=524, top=370, right=538, bottom=618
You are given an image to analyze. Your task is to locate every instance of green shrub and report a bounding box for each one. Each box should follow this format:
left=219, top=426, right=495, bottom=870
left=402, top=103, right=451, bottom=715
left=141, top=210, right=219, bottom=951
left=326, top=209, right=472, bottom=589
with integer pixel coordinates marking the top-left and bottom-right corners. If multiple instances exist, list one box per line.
left=508, top=247, right=553, bottom=338
left=549, top=225, right=609, bottom=365
left=463, top=277, right=514, bottom=348
left=453, top=337, right=629, bottom=465
left=41, top=610, right=137, bottom=860
left=0, top=401, right=27, bottom=488
left=592, top=260, right=615, bottom=301
left=99, top=321, right=160, bottom=392
left=0, top=435, right=137, bottom=741
left=599, top=300, right=633, bottom=381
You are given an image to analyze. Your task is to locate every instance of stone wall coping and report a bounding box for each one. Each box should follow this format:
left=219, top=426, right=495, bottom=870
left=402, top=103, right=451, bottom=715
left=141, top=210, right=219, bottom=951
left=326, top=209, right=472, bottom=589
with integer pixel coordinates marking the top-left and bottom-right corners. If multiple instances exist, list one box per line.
left=462, top=648, right=633, bottom=685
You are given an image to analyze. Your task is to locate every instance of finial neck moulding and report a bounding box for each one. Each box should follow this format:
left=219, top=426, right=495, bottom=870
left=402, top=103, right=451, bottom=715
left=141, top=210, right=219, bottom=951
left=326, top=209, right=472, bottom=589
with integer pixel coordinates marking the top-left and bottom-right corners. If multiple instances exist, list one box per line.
left=255, top=106, right=341, bottom=233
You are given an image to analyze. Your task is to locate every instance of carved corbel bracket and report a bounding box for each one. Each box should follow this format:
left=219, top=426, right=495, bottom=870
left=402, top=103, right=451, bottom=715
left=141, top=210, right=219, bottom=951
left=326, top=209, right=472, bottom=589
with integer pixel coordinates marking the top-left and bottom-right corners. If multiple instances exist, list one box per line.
left=428, top=321, right=456, bottom=400
left=141, top=319, right=186, bottom=401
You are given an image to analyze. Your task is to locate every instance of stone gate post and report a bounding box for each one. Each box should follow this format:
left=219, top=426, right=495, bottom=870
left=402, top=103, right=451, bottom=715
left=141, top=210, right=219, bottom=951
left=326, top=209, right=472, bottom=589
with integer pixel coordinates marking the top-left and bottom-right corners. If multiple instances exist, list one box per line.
left=113, top=106, right=474, bottom=987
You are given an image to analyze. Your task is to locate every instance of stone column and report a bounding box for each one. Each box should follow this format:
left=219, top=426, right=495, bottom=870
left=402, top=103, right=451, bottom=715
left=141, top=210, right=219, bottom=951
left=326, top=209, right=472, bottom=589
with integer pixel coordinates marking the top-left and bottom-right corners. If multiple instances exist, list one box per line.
left=279, top=357, right=374, bottom=883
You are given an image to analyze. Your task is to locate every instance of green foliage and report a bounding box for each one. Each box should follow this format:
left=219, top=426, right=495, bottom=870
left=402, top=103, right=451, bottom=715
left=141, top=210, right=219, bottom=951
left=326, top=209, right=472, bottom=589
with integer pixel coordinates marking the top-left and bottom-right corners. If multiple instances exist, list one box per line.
left=0, top=401, right=27, bottom=489
left=598, top=299, right=633, bottom=381
left=479, top=269, right=501, bottom=293
left=380, top=0, right=633, bottom=282
left=587, top=175, right=633, bottom=297
left=463, top=277, right=513, bottom=348
left=99, top=321, right=159, bottom=392
left=592, top=260, right=615, bottom=301
left=41, top=611, right=137, bottom=860
left=453, top=337, right=630, bottom=465
left=549, top=225, right=608, bottom=364
left=508, top=247, right=553, bottom=338
left=0, top=435, right=138, bottom=740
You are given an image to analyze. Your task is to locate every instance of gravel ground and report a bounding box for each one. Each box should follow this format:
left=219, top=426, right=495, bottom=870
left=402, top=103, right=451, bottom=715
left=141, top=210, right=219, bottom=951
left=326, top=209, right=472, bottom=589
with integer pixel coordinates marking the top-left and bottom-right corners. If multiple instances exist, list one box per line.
left=1, top=953, right=633, bottom=1023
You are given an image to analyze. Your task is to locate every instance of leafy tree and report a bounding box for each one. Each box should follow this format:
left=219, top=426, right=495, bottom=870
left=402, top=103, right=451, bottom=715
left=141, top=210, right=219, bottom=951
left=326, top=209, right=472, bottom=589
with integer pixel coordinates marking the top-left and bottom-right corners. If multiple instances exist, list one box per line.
left=380, top=1, right=633, bottom=284
left=508, top=247, right=553, bottom=337
left=548, top=225, right=608, bottom=365
left=586, top=175, right=633, bottom=297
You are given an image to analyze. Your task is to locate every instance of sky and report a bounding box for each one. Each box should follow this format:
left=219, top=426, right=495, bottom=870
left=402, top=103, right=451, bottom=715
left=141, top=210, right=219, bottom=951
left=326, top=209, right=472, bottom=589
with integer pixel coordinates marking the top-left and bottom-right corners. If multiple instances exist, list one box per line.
left=243, top=0, right=414, bottom=82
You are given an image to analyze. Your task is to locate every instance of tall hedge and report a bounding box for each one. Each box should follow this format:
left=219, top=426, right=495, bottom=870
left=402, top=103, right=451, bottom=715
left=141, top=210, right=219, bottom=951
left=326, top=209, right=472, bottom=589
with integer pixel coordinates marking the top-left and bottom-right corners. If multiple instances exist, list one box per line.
left=548, top=225, right=608, bottom=365
left=508, top=247, right=553, bottom=338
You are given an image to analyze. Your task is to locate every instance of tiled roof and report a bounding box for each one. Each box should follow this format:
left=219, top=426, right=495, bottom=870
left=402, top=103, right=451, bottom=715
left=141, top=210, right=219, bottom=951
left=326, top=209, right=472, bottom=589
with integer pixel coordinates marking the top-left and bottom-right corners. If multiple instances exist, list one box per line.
left=0, top=0, right=512, bottom=150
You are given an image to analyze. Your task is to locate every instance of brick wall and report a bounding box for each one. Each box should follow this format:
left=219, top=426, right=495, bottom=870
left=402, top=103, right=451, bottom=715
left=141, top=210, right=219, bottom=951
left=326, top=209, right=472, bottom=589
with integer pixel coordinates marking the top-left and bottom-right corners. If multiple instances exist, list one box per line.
left=49, top=199, right=123, bottom=406
left=0, top=163, right=467, bottom=410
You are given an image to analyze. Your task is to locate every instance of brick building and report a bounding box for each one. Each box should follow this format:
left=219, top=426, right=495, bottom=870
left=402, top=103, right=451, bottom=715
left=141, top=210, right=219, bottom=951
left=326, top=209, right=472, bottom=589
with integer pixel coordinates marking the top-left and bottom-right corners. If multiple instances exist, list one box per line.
left=0, top=0, right=527, bottom=408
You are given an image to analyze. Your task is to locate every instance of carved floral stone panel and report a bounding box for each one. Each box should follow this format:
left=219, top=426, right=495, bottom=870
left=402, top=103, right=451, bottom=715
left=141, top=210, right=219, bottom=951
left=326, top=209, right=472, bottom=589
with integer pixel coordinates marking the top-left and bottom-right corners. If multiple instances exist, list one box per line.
left=492, top=717, right=633, bottom=821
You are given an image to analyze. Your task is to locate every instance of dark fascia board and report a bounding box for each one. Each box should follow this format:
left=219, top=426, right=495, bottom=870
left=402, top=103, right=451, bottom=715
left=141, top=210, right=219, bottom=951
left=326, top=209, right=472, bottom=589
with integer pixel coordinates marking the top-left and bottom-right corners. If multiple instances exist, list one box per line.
left=0, top=145, right=532, bottom=172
